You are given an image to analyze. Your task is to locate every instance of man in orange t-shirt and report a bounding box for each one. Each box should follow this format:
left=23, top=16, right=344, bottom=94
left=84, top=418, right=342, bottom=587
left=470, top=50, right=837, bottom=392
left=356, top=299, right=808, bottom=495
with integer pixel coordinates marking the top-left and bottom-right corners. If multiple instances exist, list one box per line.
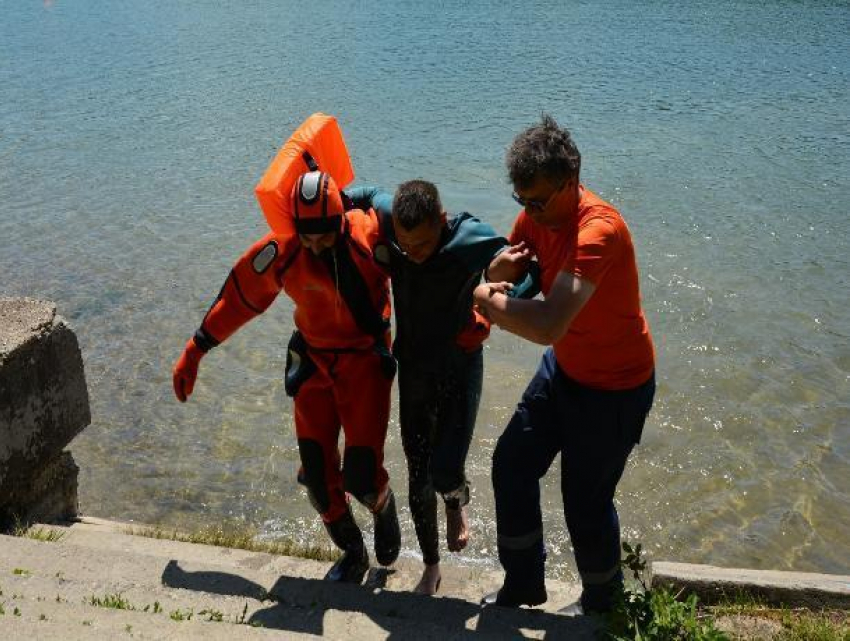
left=474, top=115, right=655, bottom=614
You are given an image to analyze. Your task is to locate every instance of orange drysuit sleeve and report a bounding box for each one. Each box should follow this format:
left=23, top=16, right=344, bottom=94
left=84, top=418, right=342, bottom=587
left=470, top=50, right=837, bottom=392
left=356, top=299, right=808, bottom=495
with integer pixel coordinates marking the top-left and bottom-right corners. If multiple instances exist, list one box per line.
left=197, top=232, right=299, bottom=348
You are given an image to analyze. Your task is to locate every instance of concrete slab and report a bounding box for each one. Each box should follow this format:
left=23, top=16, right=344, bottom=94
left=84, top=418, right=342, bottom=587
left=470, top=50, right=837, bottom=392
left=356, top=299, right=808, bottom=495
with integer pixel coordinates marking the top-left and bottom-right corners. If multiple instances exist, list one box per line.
left=0, top=520, right=599, bottom=640
left=652, top=561, right=850, bottom=609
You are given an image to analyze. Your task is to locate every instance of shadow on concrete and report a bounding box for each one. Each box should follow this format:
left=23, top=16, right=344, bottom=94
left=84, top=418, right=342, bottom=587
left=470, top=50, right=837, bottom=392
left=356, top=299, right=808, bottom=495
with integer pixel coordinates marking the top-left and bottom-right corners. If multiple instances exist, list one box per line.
left=162, top=560, right=599, bottom=639
left=162, top=560, right=269, bottom=600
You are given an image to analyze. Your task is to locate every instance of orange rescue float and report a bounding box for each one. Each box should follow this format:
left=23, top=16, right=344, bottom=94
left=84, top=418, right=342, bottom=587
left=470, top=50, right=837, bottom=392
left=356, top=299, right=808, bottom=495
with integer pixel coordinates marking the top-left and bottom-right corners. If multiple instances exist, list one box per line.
left=255, top=113, right=355, bottom=234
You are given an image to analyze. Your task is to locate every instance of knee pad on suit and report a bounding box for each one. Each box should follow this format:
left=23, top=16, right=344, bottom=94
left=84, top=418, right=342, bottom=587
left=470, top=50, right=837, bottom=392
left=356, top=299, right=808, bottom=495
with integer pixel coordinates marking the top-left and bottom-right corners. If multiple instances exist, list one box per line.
left=343, top=446, right=379, bottom=509
left=297, top=438, right=329, bottom=514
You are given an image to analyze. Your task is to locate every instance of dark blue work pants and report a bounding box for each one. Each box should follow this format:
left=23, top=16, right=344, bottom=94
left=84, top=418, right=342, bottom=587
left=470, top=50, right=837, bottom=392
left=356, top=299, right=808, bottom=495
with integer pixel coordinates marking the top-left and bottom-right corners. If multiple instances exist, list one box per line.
left=493, top=349, right=655, bottom=597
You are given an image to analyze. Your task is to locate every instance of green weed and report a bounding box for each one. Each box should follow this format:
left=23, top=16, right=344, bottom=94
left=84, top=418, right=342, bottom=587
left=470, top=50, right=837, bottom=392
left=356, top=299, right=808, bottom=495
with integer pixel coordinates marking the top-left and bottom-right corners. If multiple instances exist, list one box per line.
left=606, top=542, right=728, bottom=640
left=199, top=607, right=224, bottom=622
left=10, top=518, right=65, bottom=542
left=143, top=600, right=162, bottom=614
left=24, top=527, right=64, bottom=542
left=12, top=568, right=30, bottom=576
left=170, top=608, right=193, bottom=621
left=88, top=592, right=134, bottom=610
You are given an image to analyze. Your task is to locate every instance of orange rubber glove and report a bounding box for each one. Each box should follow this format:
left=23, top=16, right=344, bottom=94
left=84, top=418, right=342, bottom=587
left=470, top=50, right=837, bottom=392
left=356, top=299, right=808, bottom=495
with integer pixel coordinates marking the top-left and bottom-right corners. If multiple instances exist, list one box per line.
left=172, top=338, right=205, bottom=402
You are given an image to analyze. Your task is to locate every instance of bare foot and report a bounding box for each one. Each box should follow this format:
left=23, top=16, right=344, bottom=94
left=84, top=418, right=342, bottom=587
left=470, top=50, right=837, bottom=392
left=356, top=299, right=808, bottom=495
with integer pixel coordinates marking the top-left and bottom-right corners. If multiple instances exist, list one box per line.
left=446, top=504, right=469, bottom=552
left=413, top=563, right=442, bottom=595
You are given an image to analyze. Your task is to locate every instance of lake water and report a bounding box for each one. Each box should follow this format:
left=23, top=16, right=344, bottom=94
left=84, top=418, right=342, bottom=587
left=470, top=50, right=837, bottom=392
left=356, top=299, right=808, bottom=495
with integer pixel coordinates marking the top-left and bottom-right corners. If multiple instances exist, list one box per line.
left=2, top=0, right=849, bottom=582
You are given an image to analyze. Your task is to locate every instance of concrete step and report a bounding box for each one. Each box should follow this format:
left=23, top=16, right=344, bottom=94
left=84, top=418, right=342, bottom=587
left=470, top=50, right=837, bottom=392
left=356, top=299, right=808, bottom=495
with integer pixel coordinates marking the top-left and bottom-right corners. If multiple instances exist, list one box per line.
left=652, top=561, right=850, bottom=610
left=0, top=518, right=599, bottom=639
left=0, top=594, right=294, bottom=640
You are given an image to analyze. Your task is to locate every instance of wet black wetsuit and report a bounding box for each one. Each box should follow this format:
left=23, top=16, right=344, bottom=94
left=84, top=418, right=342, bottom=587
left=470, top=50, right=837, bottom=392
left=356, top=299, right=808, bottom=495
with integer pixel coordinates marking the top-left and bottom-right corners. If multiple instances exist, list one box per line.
left=347, top=186, right=507, bottom=565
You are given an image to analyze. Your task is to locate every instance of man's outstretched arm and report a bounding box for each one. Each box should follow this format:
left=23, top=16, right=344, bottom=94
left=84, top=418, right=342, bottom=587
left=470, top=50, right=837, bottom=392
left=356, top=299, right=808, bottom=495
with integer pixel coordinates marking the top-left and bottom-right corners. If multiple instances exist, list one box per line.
left=173, top=232, right=295, bottom=401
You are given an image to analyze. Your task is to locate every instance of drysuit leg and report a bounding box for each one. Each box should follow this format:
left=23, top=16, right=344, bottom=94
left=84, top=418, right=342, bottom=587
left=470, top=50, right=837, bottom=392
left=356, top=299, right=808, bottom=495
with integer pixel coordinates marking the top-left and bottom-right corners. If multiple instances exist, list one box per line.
left=293, top=367, right=347, bottom=524
left=333, top=350, right=392, bottom=511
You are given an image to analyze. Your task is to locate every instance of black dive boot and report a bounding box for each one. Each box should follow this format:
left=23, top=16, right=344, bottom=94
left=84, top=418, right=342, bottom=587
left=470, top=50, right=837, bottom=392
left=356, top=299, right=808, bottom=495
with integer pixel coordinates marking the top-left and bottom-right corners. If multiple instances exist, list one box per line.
left=481, top=540, right=547, bottom=607
left=481, top=582, right=548, bottom=608
left=324, top=508, right=369, bottom=583
left=372, top=488, right=401, bottom=566
left=559, top=571, right=625, bottom=616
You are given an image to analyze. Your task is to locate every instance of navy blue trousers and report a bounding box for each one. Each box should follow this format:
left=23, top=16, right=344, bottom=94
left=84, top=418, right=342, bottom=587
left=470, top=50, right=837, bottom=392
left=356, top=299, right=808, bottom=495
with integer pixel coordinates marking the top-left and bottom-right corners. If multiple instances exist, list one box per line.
left=493, top=349, right=655, bottom=595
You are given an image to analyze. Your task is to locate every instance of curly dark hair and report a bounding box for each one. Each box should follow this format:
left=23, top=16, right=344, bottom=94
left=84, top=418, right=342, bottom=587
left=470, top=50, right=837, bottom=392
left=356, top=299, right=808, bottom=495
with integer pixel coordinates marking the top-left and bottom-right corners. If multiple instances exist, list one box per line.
left=506, top=114, right=581, bottom=190
left=392, top=180, right=442, bottom=231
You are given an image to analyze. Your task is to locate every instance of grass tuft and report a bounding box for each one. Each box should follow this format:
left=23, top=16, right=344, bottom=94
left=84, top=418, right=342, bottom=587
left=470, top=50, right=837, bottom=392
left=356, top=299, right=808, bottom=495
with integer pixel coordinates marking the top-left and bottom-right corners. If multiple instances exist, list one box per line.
left=88, top=593, right=135, bottom=610
left=775, top=611, right=850, bottom=641
left=10, top=517, right=65, bottom=542
left=125, top=523, right=339, bottom=562
left=19, top=526, right=65, bottom=543
left=170, top=607, right=193, bottom=621
left=711, top=600, right=849, bottom=641
left=199, top=607, right=224, bottom=622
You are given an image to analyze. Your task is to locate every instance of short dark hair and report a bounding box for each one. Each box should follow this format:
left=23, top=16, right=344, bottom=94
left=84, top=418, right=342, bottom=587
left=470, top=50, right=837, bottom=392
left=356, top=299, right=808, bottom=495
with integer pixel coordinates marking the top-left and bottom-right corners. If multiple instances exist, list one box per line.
left=506, top=114, right=581, bottom=190
left=392, top=180, right=442, bottom=231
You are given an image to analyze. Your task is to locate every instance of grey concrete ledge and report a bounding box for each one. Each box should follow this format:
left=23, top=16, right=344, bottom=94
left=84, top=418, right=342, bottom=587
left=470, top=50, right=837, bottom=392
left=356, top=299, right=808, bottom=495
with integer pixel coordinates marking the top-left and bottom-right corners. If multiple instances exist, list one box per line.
left=652, top=561, right=850, bottom=610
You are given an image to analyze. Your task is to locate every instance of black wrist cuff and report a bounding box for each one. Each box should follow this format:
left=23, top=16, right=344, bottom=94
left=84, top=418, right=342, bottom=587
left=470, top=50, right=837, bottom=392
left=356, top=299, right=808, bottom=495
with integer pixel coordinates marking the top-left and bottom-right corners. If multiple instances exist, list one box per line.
left=192, top=328, right=219, bottom=353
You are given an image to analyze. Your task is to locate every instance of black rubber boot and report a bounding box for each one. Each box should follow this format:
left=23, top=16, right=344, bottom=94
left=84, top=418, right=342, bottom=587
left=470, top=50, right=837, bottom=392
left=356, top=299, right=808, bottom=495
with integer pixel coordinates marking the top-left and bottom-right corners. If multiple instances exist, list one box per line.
left=484, top=538, right=547, bottom=607
left=323, top=508, right=369, bottom=584
left=559, top=571, right=624, bottom=616
left=578, top=571, right=624, bottom=614
left=373, top=488, right=401, bottom=566
left=481, top=582, right=547, bottom=608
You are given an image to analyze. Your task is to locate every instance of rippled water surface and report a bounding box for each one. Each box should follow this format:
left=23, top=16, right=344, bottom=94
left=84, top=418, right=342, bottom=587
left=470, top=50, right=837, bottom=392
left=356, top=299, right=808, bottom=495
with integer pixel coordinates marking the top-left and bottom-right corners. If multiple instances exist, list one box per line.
left=2, top=0, right=849, bottom=580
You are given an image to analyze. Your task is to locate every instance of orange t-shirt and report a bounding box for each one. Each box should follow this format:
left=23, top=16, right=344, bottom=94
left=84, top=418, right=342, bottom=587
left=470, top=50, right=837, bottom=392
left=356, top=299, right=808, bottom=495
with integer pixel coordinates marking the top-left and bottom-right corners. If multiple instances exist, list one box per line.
left=509, top=187, right=654, bottom=390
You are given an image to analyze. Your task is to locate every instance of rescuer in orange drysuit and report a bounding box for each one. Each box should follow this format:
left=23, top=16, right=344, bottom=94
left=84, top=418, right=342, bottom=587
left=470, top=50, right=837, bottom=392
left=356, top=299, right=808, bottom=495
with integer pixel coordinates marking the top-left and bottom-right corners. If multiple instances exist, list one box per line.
left=172, top=171, right=401, bottom=584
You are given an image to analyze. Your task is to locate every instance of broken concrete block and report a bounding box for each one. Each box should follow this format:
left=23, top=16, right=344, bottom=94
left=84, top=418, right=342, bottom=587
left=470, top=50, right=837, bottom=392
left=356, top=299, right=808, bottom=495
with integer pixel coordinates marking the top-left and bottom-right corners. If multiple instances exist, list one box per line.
left=0, top=298, right=90, bottom=526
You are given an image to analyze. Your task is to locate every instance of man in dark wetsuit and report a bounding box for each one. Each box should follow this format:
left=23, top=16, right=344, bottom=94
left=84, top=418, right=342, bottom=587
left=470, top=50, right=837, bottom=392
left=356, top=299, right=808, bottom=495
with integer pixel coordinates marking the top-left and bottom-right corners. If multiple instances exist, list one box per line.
left=347, top=180, right=535, bottom=594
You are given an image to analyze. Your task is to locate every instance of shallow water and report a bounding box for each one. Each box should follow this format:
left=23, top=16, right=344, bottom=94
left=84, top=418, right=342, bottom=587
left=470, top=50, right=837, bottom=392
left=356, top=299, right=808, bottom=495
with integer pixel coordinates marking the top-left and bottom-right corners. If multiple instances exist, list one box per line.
left=2, top=0, right=849, bottom=581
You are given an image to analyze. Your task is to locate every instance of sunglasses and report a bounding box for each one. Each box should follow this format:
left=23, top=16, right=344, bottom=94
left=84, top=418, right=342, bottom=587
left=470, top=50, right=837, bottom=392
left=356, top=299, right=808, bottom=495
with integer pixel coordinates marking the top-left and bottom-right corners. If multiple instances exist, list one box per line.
left=511, top=179, right=566, bottom=212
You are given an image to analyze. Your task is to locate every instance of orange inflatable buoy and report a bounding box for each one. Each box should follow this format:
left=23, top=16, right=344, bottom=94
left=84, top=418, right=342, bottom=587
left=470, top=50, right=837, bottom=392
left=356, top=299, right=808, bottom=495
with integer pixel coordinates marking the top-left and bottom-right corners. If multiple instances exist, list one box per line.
left=255, top=113, right=355, bottom=233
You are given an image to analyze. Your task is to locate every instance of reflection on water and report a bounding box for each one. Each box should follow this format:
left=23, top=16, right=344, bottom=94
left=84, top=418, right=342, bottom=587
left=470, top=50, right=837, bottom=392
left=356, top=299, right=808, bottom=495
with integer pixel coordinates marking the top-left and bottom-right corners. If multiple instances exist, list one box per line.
left=2, top=0, right=848, bottom=581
